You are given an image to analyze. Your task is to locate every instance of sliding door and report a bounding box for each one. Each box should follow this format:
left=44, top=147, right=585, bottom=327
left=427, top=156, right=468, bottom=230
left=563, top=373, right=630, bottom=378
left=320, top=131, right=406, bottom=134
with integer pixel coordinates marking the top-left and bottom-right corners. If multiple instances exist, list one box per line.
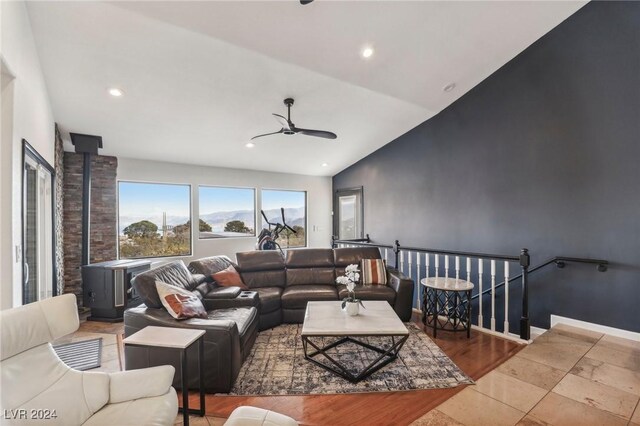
left=22, top=141, right=56, bottom=304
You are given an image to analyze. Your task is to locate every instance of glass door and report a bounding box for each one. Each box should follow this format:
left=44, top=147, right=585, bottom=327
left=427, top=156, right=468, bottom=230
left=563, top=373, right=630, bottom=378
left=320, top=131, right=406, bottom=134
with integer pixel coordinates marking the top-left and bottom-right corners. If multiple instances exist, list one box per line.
left=23, top=141, right=56, bottom=304
left=334, top=187, right=364, bottom=240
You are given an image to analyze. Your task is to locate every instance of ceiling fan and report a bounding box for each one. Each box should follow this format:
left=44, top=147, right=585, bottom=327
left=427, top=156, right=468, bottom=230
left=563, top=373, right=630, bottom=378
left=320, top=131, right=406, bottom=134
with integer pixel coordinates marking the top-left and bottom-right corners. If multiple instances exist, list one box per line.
left=300, top=0, right=314, bottom=4
left=251, top=98, right=337, bottom=141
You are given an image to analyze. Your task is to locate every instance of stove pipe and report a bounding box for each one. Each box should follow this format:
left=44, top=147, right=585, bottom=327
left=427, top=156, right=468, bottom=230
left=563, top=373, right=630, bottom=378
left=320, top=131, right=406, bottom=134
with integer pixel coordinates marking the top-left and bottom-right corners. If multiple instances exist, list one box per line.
left=69, top=133, right=103, bottom=266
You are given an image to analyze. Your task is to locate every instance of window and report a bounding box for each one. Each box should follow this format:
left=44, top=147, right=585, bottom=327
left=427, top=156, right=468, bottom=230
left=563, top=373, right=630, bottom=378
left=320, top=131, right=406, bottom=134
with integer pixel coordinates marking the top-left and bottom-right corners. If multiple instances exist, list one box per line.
left=261, top=189, right=307, bottom=249
left=198, top=186, right=256, bottom=239
left=118, top=182, right=191, bottom=259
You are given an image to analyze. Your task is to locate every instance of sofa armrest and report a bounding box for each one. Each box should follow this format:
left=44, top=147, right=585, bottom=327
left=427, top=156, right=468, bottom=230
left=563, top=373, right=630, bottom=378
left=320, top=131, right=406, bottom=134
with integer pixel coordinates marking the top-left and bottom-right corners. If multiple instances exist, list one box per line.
left=202, top=287, right=260, bottom=311
left=225, top=406, right=299, bottom=426
left=108, top=365, right=175, bottom=404
left=387, top=268, right=415, bottom=322
left=205, top=286, right=243, bottom=300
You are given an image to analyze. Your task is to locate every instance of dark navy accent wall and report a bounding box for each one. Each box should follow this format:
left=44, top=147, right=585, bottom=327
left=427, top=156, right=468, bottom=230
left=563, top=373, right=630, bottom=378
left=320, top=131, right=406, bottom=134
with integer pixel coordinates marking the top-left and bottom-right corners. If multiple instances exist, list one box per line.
left=333, top=1, right=640, bottom=332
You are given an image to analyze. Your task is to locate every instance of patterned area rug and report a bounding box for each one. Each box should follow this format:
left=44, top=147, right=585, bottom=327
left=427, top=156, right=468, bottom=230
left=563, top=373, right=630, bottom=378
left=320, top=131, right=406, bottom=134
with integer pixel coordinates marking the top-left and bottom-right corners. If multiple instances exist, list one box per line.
left=229, top=323, right=473, bottom=395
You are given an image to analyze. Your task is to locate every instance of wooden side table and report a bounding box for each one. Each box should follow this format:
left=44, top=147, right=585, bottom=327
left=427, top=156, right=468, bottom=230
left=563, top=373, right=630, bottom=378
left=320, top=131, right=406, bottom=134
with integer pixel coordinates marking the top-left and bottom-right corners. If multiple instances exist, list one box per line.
left=123, top=326, right=205, bottom=426
left=420, top=277, right=474, bottom=338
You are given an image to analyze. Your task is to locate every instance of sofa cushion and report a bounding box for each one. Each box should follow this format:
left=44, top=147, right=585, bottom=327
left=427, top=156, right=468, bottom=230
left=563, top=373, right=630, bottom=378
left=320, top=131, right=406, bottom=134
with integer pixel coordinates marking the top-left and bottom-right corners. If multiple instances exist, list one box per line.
left=237, top=251, right=285, bottom=271
left=334, top=247, right=382, bottom=277
left=241, top=270, right=287, bottom=289
left=237, top=251, right=286, bottom=288
left=281, top=285, right=339, bottom=309
left=133, top=261, right=205, bottom=309
left=286, top=268, right=335, bottom=286
left=208, top=307, right=258, bottom=353
left=255, top=287, right=283, bottom=314
left=285, top=249, right=335, bottom=285
left=82, top=389, right=178, bottom=426
left=337, top=284, right=396, bottom=305
left=188, top=255, right=236, bottom=279
left=286, top=248, right=334, bottom=268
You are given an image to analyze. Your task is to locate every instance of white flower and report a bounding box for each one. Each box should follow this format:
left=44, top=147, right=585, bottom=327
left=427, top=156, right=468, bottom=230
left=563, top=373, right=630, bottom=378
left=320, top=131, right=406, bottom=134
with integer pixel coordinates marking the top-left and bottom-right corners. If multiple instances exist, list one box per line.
left=336, top=276, right=350, bottom=285
left=345, top=264, right=359, bottom=273
left=337, top=264, right=359, bottom=294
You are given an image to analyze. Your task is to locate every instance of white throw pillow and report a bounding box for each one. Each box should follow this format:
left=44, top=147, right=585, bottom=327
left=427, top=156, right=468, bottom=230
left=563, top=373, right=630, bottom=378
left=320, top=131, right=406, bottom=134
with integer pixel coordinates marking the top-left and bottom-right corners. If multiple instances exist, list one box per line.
left=155, top=281, right=208, bottom=320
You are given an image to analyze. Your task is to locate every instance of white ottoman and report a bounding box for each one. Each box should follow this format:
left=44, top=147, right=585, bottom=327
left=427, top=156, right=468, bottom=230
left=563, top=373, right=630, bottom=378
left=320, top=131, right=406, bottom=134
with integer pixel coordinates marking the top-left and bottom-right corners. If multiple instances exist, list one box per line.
left=224, top=406, right=298, bottom=426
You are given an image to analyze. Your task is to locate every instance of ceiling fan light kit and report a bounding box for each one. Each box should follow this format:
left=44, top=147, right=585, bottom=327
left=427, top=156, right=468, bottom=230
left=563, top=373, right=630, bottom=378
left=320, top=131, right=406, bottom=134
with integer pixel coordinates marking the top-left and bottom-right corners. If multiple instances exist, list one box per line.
left=251, top=98, right=337, bottom=142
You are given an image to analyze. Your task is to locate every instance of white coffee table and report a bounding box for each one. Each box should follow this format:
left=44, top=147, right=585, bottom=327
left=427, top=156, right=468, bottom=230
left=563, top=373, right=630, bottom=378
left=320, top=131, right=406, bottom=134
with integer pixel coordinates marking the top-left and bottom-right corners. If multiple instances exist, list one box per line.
left=301, top=301, right=409, bottom=383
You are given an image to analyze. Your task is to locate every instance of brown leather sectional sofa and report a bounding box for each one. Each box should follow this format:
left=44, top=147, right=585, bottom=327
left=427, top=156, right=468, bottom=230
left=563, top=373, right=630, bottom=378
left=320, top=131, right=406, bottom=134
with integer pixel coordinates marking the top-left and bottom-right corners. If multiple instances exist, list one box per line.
left=124, top=258, right=258, bottom=393
left=228, top=247, right=415, bottom=329
left=124, top=246, right=414, bottom=393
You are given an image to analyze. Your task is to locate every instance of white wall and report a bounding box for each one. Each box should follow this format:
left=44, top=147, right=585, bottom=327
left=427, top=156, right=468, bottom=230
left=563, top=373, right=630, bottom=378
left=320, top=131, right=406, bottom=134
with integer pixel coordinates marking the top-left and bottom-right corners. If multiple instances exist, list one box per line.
left=0, top=1, right=55, bottom=308
left=117, top=157, right=333, bottom=263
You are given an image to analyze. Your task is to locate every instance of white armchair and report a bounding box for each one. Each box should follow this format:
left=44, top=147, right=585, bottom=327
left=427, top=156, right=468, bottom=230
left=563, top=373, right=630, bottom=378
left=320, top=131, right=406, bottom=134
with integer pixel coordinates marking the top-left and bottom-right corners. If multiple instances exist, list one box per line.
left=0, top=294, right=178, bottom=425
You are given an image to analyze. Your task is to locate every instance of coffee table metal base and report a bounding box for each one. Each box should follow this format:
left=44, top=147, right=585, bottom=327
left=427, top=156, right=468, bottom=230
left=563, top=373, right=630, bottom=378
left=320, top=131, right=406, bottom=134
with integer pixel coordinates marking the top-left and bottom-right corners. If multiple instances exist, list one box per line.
left=301, top=334, right=408, bottom=383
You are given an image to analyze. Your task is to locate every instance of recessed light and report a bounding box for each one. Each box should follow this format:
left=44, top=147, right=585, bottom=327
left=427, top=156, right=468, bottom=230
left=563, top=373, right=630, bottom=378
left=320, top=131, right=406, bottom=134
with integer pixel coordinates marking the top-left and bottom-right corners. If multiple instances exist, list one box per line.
left=321, top=162, right=328, bottom=167
left=108, top=88, right=124, bottom=97
left=443, top=83, right=456, bottom=92
left=245, top=142, right=255, bottom=148
left=361, top=46, right=374, bottom=59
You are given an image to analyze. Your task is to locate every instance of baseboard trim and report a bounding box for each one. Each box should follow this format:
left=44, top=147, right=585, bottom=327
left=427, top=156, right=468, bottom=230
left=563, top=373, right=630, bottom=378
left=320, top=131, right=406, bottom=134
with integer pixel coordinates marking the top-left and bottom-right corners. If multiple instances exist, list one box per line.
left=411, top=308, right=529, bottom=344
left=530, top=326, right=547, bottom=340
left=471, top=326, right=530, bottom=345
left=550, top=315, right=640, bottom=341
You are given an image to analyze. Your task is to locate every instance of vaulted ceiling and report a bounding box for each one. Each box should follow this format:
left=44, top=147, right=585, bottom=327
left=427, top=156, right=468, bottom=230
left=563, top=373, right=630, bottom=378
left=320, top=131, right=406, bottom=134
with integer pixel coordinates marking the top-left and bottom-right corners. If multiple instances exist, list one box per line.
left=27, top=1, right=586, bottom=176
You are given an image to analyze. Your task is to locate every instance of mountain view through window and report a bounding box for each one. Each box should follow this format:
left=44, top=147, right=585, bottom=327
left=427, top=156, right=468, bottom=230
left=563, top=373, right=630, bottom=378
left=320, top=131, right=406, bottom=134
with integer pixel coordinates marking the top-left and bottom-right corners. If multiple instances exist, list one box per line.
left=118, top=182, right=191, bottom=258
left=198, top=186, right=256, bottom=239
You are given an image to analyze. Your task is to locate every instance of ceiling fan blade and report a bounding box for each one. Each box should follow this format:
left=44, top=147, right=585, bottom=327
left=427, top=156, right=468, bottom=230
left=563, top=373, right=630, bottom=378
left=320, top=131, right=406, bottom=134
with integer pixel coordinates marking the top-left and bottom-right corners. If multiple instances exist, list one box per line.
left=250, top=129, right=284, bottom=140
left=293, top=127, right=337, bottom=139
left=272, top=114, right=291, bottom=131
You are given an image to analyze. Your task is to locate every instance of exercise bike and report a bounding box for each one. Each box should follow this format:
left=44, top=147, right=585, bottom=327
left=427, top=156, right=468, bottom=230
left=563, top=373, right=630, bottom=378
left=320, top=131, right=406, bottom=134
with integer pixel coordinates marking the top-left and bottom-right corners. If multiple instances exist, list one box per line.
left=256, top=208, right=297, bottom=254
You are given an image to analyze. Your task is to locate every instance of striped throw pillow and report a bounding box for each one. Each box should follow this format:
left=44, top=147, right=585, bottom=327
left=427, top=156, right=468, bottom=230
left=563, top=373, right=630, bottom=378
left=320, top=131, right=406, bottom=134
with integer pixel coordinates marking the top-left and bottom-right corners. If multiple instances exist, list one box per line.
left=361, top=259, right=387, bottom=285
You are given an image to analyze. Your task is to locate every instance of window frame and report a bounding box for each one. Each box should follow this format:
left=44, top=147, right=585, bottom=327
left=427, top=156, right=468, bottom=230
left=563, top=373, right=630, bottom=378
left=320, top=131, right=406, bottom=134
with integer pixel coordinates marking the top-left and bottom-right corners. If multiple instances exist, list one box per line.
left=197, top=184, right=257, bottom=240
left=116, top=179, right=193, bottom=260
left=260, top=188, right=308, bottom=249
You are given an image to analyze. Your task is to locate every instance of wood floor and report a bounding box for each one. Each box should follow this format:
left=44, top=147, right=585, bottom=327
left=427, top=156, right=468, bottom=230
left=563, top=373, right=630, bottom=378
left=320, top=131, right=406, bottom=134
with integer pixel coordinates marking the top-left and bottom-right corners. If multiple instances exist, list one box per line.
left=80, top=313, right=522, bottom=426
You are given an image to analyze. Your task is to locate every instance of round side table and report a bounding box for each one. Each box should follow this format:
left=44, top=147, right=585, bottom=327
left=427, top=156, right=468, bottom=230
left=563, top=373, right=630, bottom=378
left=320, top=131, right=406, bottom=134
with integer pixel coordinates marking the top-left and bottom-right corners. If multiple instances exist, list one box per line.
left=420, top=277, right=474, bottom=338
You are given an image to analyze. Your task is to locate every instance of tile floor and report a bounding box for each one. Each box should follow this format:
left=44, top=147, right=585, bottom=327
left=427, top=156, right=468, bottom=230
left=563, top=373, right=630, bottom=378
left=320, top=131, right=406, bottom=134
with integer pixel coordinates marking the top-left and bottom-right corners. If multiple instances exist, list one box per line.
left=411, top=324, right=640, bottom=426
